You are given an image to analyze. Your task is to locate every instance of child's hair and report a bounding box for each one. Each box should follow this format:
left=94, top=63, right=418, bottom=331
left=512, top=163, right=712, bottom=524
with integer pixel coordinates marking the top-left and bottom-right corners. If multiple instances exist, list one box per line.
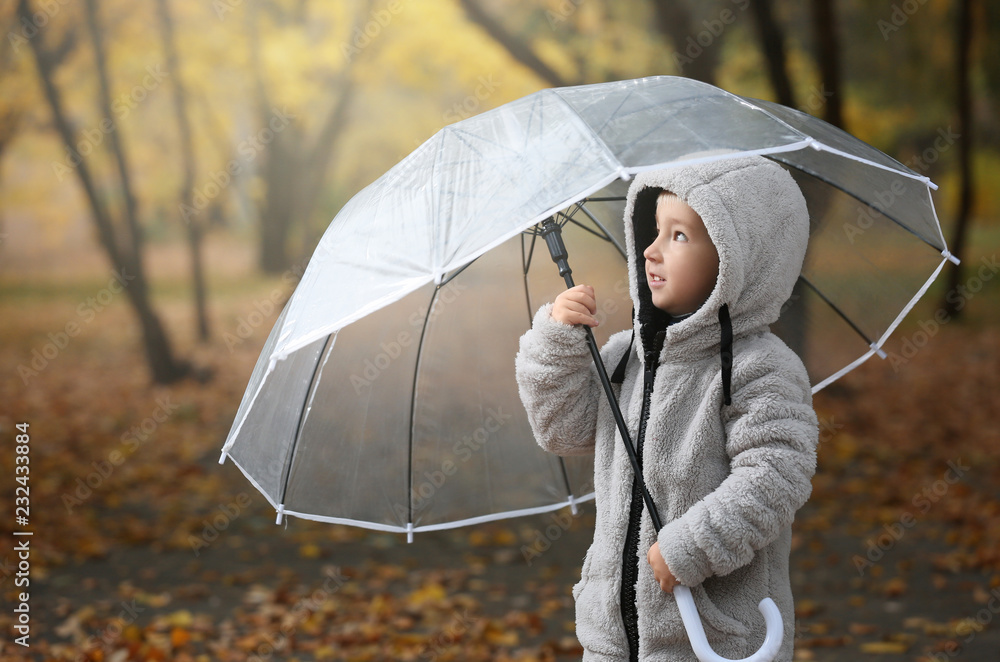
left=656, top=190, right=681, bottom=207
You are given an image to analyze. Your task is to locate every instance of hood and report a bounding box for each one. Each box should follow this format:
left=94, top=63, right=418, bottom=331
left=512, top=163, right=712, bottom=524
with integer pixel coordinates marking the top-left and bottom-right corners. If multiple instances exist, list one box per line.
left=622, top=152, right=810, bottom=365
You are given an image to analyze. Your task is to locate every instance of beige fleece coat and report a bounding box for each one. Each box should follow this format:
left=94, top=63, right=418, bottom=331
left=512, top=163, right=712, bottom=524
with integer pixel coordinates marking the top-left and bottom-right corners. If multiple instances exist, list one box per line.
left=515, top=154, right=819, bottom=661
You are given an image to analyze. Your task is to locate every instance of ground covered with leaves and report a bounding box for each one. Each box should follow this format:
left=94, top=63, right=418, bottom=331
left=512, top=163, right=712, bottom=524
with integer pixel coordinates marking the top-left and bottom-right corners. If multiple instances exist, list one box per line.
left=1, top=236, right=998, bottom=661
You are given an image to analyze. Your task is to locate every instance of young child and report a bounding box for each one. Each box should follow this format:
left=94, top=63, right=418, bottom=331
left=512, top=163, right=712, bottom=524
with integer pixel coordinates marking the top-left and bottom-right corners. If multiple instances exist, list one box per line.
left=515, top=153, right=819, bottom=661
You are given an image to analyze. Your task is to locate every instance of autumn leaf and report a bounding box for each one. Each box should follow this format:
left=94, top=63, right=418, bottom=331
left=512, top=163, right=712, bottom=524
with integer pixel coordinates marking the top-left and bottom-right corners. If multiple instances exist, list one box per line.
left=860, top=641, right=909, bottom=653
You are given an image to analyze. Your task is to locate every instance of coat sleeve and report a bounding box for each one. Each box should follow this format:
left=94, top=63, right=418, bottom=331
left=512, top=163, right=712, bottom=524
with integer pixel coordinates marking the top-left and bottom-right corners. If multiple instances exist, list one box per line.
left=515, top=303, right=632, bottom=457
left=656, top=342, right=818, bottom=586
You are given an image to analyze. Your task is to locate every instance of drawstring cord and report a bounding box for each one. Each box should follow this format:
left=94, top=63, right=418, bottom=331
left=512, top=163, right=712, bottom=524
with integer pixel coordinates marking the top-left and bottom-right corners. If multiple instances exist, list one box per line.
left=719, top=304, right=733, bottom=406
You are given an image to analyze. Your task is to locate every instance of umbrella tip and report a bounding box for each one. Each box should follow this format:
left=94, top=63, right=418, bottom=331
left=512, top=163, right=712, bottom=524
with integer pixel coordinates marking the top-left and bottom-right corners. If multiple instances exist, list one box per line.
left=406, top=522, right=414, bottom=543
left=218, top=450, right=227, bottom=465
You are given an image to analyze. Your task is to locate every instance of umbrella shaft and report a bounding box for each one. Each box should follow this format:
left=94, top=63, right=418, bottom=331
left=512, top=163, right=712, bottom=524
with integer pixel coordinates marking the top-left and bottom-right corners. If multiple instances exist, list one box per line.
left=540, top=218, right=663, bottom=533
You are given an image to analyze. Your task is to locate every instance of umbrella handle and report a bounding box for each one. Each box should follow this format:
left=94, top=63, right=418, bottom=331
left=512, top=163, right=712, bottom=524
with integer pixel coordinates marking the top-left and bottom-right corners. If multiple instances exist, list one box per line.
left=674, top=585, right=783, bottom=662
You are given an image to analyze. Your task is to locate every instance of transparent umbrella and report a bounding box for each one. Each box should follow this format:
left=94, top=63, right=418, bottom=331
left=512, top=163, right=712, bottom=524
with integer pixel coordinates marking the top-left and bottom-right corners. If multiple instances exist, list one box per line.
left=218, top=75, right=955, bottom=539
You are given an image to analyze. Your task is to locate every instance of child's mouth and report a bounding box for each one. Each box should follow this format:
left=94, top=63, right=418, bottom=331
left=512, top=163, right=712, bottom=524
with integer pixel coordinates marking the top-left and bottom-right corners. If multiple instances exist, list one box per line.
left=648, top=273, right=665, bottom=287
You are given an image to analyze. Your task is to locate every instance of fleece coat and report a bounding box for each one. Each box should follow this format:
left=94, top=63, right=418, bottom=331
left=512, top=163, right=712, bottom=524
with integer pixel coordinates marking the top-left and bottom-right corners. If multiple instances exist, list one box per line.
left=515, top=154, right=819, bottom=661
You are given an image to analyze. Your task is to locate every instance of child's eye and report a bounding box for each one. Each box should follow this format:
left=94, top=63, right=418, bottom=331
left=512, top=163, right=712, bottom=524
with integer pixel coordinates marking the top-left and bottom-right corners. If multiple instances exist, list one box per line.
left=674, top=231, right=688, bottom=242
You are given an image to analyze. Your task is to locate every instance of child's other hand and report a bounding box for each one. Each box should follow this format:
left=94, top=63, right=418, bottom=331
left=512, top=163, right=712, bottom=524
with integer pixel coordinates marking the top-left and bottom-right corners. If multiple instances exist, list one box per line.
left=648, top=542, right=679, bottom=593
left=551, top=284, right=599, bottom=327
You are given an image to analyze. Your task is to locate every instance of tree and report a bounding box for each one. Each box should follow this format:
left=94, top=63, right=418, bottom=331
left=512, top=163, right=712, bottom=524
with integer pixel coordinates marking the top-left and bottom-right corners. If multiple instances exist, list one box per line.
left=748, top=0, right=795, bottom=108
left=19, top=0, right=190, bottom=384
left=941, top=0, right=976, bottom=317
left=811, top=0, right=843, bottom=128
left=648, top=0, right=719, bottom=85
left=458, top=0, right=576, bottom=88
left=155, top=0, right=211, bottom=342
left=248, top=0, right=367, bottom=274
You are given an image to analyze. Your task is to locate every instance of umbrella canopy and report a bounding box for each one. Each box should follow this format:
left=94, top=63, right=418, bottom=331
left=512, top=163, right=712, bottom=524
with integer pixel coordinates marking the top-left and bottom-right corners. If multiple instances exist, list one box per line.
left=219, top=76, right=955, bottom=539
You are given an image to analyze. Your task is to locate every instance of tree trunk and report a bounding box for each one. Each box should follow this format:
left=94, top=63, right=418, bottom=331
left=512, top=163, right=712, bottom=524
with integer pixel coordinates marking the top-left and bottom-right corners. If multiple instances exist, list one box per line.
left=649, top=0, right=718, bottom=85
left=748, top=0, right=795, bottom=107
left=257, top=126, right=298, bottom=274
left=83, top=0, right=146, bottom=275
left=155, top=0, right=211, bottom=341
left=811, top=0, right=844, bottom=128
left=745, top=0, right=810, bottom=358
left=941, top=0, right=975, bottom=316
left=248, top=0, right=367, bottom=275
left=21, top=0, right=189, bottom=384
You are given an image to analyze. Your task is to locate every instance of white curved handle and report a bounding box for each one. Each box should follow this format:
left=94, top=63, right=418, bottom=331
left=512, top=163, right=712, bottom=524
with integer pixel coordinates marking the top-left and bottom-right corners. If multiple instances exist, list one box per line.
left=674, top=584, right=783, bottom=662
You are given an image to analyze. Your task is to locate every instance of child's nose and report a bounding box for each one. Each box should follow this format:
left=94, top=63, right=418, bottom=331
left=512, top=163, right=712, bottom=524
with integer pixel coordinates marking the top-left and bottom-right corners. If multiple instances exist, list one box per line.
left=643, top=242, right=659, bottom=262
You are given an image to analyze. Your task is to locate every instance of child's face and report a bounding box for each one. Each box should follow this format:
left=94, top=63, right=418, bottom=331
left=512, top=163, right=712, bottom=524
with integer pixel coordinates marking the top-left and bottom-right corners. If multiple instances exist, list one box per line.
left=643, top=193, right=720, bottom=316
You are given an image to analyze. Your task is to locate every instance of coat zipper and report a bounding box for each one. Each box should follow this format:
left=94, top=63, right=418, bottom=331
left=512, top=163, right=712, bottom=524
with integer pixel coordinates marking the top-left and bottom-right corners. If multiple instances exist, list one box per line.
left=620, top=344, right=658, bottom=661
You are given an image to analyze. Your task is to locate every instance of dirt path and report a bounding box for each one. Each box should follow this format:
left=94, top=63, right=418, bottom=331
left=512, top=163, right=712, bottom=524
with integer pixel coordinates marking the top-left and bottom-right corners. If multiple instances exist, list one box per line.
left=12, top=488, right=1000, bottom=661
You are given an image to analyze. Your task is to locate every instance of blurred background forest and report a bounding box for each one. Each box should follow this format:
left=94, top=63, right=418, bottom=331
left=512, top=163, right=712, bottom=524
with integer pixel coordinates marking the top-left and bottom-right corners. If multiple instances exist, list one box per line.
left=1, top=0, right=999, bottom=660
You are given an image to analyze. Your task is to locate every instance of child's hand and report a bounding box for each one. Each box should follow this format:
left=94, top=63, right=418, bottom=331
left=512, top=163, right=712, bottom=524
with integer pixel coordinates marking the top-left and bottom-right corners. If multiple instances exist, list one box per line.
left=648, top=542, right=679, bottom=593
left=551, top=284, right=599, bottom=327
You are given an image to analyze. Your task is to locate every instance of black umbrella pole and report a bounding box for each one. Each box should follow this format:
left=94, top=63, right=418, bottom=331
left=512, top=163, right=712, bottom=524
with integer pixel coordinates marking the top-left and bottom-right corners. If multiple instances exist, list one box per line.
left=540, top=219, right=664, bottom=532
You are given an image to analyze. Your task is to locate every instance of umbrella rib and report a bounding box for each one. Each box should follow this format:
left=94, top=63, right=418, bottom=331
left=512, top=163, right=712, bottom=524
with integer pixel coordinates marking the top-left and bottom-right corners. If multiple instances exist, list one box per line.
left=546, top=88, right=626, bottom=177
left=522, top=226, right=539, bottom=274
left=628, top=109, right=708, bottom=154
left=797, top=275, right=878, bottom=348
left=561, top=214, right=613, bottom=242
left=525, top=92, right=542, bottom=151
left=407, top=286, right=440, bottom=529
left=278, top=333, right=335, bottom=510
left=575, top=203, right=628, bottom=259
left=589, top=88, right=634, bottom=136
left=556, top=457, right=577, bottom=515
left=746, top=96, right=932, bottom=182
left=764, top=155, right=944, bottom=251
left=438, top=256, right=479, bottom=287
left=521, top=233, right=535, bottom=324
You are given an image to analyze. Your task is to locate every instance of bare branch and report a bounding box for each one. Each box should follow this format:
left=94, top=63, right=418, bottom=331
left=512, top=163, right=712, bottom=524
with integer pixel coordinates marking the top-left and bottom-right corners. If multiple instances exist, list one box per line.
left=458, top=0, right=572, bottom=88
